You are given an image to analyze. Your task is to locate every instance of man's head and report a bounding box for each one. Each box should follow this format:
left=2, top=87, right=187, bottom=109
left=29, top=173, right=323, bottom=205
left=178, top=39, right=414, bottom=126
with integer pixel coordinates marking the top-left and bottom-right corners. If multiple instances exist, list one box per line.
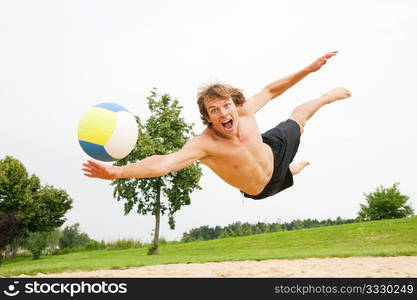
left=197, top=83, right=246, bottom=136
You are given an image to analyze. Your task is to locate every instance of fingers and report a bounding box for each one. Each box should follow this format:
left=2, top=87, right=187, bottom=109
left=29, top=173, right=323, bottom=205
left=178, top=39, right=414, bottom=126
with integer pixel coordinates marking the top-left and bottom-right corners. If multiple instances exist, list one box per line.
left=83, top=160, right=102, bottom=171
left=81, top=167, right=94, bottom=173
left=319, top=51, right=338, bottom=62
left=316, top=50, right=337, bottom=66
left=82, top=163, right=98, bottom=173
left=324, top=50, right=338, bottom=58
left=82, top=160, right=101, bottom=178
left=87, top=159, right=102, bottom=169
left=308, top=51, right=340, bottom=72
left=81, top=159, right=114, bottom=180
left=82, top=167, right=96, bottom=177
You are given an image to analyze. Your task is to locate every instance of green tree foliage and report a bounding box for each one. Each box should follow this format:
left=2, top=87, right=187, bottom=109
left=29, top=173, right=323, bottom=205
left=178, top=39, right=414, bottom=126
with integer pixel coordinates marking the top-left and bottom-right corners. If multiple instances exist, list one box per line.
left=24, top=231, right=49, bottom=260
left=358, top=183, right=414, bottom=221
left=0, top=156, right=73, bottom=231
left=181, top=218, right=357, bottom=242
left=58, top=223, right=90, bottom=249
left=112, top=89, right=202, bottom=254
left=0, top=156, right=73, bottom=260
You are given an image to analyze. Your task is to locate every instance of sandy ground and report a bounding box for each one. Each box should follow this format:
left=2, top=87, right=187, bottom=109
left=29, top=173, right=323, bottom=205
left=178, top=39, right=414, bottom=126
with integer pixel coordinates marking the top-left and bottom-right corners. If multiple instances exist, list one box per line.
left=19, top=256, right=417, bottom=278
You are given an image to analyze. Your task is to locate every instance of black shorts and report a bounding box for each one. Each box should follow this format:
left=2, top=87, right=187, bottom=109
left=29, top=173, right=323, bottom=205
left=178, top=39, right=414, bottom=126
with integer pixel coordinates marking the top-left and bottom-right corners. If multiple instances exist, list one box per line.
left=242, top=119, right=301, bottom=200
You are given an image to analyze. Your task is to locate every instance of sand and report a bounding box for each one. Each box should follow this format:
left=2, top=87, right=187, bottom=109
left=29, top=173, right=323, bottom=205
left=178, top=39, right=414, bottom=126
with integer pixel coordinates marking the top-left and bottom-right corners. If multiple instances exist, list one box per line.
left=19, top=256, right=417, bottom=278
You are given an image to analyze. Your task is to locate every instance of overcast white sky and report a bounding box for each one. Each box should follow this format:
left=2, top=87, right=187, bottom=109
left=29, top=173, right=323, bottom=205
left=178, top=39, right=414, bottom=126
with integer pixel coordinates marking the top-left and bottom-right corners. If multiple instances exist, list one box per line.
left=1, top=0, right=416, bottom=242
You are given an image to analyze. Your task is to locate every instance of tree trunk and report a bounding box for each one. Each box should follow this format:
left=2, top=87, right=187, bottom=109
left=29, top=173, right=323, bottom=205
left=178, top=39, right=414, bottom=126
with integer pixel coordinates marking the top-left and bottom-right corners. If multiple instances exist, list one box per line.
left=149, top=185, right=161, bottom=255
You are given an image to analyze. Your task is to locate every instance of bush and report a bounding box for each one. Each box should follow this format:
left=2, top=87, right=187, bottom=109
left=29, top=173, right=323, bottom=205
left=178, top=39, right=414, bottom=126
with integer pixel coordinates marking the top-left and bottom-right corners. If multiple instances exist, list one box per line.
left=52, top=246, right=82, bottom=255
left=105, top=238, right=143, bottom=250
left=147, top=243, right=159, bottom=255
left=84, top=240, right=106, bottom=250
left=51, top=238, right=143, bottom=254
left=358, top=183, right=414, bottom=221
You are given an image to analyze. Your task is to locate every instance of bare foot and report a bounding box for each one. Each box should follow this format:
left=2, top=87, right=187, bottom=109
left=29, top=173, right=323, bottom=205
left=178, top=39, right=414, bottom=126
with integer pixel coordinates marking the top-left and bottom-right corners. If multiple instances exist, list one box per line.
left=321, top=87, right=351, bottom=103
left=289, top=161, right=310, bottom=175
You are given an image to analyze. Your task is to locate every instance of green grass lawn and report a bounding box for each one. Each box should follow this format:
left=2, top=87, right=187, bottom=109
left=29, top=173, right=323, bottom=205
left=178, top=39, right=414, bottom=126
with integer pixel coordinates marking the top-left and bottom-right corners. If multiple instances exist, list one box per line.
left=1, top=217, right=416, bottom=277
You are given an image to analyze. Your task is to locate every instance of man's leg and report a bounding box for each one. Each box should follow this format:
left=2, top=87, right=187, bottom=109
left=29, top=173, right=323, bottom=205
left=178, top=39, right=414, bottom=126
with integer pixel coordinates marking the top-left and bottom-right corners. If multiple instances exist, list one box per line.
left=289, top=87, right=351, bottom=134
left=288, top=87, right=351, bottom=176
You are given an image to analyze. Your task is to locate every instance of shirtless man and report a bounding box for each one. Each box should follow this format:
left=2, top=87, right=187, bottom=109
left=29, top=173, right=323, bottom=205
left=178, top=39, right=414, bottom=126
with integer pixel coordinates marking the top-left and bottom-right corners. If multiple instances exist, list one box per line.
left=82, top=51, right=351, bottom=200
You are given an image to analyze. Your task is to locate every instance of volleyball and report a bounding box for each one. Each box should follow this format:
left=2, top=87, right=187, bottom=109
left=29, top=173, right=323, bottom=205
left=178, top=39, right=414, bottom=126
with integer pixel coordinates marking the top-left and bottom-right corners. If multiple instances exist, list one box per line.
left=77, top=103, right=138, bottom=162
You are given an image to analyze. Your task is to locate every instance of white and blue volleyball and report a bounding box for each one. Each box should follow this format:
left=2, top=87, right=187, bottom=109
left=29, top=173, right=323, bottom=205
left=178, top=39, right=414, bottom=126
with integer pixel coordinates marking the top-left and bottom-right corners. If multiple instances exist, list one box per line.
left=78, top=103, right=138, bottom=162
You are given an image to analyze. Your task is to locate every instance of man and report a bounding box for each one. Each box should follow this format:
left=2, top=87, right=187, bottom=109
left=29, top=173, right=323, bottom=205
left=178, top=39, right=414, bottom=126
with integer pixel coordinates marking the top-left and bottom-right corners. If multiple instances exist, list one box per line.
left=82, top=51, right=351, bottom=200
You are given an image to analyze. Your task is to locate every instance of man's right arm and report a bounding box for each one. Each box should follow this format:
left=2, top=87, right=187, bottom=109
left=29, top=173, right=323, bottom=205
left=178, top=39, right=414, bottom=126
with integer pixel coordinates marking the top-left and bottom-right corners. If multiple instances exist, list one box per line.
left=82, top=137, right=207, bottom=180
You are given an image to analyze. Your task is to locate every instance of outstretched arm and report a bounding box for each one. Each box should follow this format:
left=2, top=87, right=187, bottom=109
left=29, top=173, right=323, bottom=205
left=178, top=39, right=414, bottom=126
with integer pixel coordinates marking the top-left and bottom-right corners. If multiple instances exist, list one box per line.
left=82, top=137, right=207, bottom=180
left=245, top=51, right=338, bottom=113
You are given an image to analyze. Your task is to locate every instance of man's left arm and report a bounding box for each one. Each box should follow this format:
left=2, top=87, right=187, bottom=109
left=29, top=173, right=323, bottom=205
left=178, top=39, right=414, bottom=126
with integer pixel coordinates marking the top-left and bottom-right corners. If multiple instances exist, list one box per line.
left=246, top=51, right=338, bottom=114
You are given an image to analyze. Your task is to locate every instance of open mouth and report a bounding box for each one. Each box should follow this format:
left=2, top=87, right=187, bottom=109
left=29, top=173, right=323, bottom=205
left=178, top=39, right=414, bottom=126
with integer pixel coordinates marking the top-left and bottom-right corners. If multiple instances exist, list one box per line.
left=222, top=119, right=233, bottom=130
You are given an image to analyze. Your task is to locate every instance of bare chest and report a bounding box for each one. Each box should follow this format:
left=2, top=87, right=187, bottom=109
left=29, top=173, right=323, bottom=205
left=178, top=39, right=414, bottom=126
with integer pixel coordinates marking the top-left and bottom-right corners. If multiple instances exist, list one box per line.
left=208, top=136, right=260, bottom=167
left=201, top=125, right=270, bottom=176
left=198, top=112, right=274, bottom=193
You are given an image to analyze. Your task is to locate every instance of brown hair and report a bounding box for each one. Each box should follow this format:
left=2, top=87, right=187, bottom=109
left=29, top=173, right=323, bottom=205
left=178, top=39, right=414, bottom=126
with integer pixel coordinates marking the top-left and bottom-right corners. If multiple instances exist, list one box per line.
left=197, top=83, right=246, bottom=126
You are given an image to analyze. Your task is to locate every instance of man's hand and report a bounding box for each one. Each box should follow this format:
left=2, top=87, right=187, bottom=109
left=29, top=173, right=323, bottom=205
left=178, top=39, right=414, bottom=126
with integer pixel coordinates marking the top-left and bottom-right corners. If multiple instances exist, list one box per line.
left=82, top=160, right=120, bottom=180
left=306, top=51, right=338, bottom=72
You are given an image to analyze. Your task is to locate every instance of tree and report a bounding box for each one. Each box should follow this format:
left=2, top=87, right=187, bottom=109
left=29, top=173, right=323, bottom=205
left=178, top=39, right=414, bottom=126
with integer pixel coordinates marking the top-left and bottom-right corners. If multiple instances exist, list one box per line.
left=0, top=156, right=73, bottom=258
left=112, top=89, right=202, bottom=254
left=59, top=223, right=90, bottom=249
left=358, top=183, right=414, bottom=221
left=0, top=212, right=22, bottom=262
left=24, top=231, right=49, bottom=260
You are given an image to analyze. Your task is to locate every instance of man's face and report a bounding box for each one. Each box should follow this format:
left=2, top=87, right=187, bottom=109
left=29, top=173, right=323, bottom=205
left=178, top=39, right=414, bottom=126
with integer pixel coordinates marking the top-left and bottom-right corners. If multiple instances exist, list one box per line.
left=205, top=97, right=239, bottom=138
